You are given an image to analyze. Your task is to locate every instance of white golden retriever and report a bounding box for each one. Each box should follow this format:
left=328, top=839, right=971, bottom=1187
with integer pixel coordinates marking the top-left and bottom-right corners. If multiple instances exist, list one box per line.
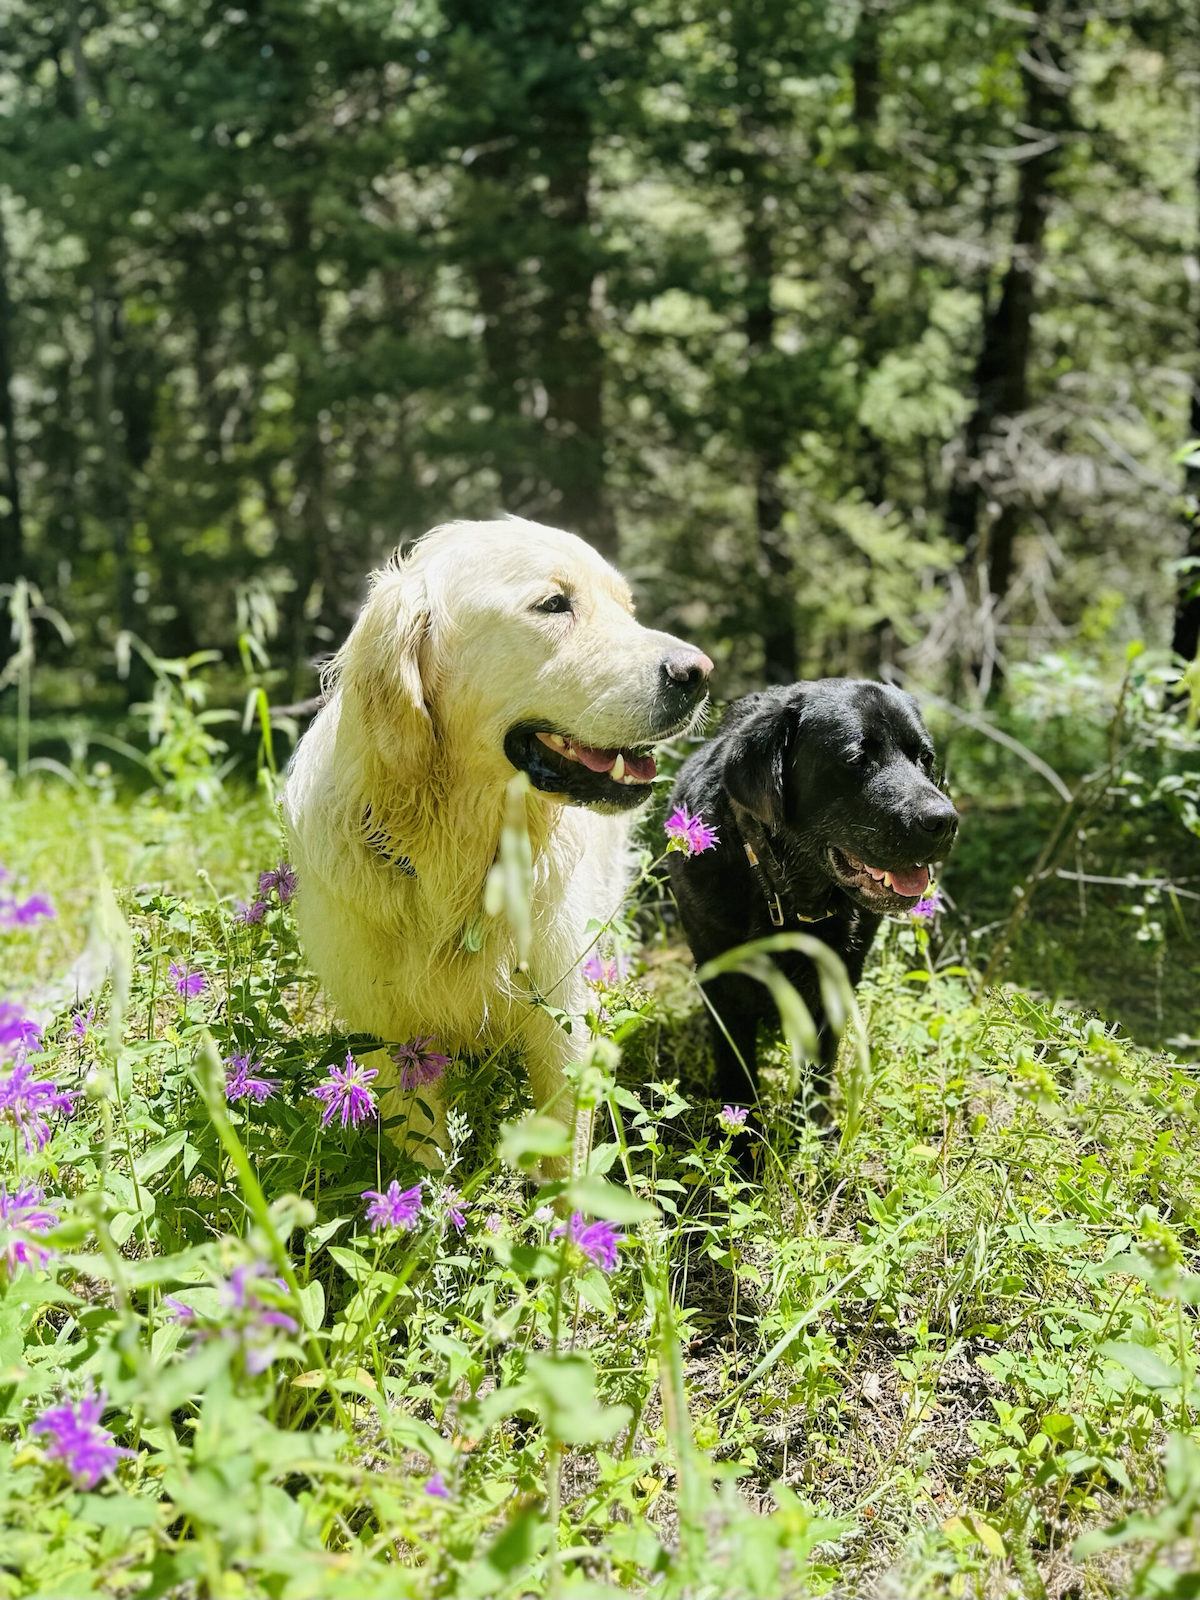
left=284, top=517, right=711, bottom=1172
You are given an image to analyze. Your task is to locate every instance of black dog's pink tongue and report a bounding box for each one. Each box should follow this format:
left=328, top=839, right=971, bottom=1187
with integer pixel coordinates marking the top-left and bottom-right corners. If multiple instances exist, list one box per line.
left=889, top=864, right=930, bottom=898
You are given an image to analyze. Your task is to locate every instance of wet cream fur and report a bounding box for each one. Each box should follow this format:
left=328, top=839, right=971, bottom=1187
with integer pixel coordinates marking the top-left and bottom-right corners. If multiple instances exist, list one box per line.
left=284, top=517, right=694, bottom=1175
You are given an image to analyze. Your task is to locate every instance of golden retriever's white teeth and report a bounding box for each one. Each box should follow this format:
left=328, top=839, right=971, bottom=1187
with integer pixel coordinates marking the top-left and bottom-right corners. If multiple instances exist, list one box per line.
left=882, top=870, right=894, bottom=889
left=536, top=731, right=576, bottom=760
left=611, top=752, right=625, bottom=781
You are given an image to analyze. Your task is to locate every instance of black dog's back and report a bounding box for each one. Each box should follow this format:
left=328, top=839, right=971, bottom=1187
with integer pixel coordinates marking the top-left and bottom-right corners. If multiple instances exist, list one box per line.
left=666, top=679, right=957, bottom=1120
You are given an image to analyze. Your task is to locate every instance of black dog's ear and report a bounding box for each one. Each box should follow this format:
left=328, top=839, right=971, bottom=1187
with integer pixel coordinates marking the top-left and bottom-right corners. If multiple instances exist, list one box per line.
left=722, top=691, right=802, bottom=829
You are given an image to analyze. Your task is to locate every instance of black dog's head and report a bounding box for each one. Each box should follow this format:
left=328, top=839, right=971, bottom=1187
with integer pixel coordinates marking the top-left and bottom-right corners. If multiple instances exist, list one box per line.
left=720, top=679, right=957, bottom=915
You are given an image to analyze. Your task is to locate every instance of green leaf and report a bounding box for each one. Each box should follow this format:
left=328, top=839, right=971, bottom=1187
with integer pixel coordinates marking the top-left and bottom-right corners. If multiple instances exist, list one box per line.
left=499, top=1114, right=571, bottom=1171
left=562, top=1175, right=658, bottom=1225
left=522, top=1353, right=632, bottom=1445
left=134, top=1130, right=188, bottom=1181
left=577, top=1267, right=616, bottom=1317
left=297, top=1279, right=326, bottom=1331
left=1097, top=1340, right=1184, bottom=1390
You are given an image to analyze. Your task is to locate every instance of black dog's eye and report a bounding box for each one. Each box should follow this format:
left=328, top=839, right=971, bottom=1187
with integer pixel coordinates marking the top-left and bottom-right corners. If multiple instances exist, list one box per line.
left=918, top=749, right=935, bottom=773
left=534, top=594, right=572, bottom=615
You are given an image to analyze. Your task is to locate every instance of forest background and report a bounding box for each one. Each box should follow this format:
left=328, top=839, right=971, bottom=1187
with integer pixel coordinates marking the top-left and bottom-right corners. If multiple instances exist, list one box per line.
left=3, top=0, right=1199, bottom=1042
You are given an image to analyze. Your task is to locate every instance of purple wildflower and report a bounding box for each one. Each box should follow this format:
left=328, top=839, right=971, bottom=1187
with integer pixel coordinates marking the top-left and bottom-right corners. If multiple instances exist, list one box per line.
left=664, top=806, right=720, bottom=857
left=0, top=1001, right=43, bottom=1058
left=718, top=1104, right=749, bottom=1129
left=0, top=1182, right=59, bottom=1272
left=484, top=1213, right=504, bottom=1236
left=0, top=1058, right=76, bottom=1153
left=311, top=1052, right=378, bottom=1129
left=70, top=1005, right=96, bottom=1040
left=390, top=1035, right=450, bottom=1090
left=168, top=962, right=206, bottom=999
left=444, top=1187, right=467, bottom=1231
left=552, top=1212, right=624, bottom=1273
left=258, top=861, right=298, bottom=905
left=424, top=1472, right=451, bottom=1500
left=234, top=898, right=268, bottom=925
left=31, top=1390, right=129, bottom=1489
left=224, top=1053, right=278, bottom=1105
left=581, top=951, right=632, bottom=988
left=169, top=1262, right=299, bottom=1376
left=910, top=889, right=945, bottom=920
left=363, top=1180, right=423, bottom=1233
left=0, top=893, right=56, bottom=929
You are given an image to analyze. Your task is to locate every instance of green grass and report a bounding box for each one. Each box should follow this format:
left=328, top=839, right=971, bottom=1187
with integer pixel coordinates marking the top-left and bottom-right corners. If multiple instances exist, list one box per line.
left=2, top=780, right=1200, bottom=1599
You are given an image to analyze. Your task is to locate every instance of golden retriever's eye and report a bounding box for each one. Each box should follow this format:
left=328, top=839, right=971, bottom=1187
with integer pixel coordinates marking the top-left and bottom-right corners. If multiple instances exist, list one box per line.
left=534, top=594, right=572, bottom=615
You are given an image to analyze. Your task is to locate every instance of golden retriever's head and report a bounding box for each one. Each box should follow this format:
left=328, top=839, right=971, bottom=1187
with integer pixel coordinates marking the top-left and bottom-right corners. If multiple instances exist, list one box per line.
left=333, top=517, right=712, bottom=811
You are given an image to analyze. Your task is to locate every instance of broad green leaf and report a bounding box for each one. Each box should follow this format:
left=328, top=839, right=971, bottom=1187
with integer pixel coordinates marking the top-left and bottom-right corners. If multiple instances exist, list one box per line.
left=499, top=1114, right=571, bottom=1170
left=562, top=1174, right=658, bottom=1225
left=134, top=1130, right=188, bottom=1181
left=1098, top=1340, right=1184, bottom=1390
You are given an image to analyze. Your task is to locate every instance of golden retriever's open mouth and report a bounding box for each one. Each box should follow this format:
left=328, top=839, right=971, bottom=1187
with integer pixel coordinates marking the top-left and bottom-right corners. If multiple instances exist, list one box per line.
left=504, top=725, right=663, bottom=811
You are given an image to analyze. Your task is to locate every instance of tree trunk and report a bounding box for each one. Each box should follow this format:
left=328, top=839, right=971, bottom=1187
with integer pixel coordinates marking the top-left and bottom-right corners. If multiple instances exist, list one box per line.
left=943, top=0, right=1070, bottom=603
left=848, top=0, right=887, bottom=508
left=1171, top=149, right=1200, bottom=666
left=280, top=193, right=332, bottom=698
left=0, top=206, right=24, bottom=592
left=67, top=0, right=137, bottom=647
left=455, top=0, right=615, bottom=558
left=538, top=103, right=615, bottom=558
left=744, top=194, right=797, bottom=684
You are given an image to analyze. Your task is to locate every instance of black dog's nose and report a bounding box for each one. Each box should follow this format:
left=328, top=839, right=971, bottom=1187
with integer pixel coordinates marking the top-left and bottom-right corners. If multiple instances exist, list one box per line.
left=914, top=792, right=958, bottom=841
left=660, top=649, right=713, bottom=697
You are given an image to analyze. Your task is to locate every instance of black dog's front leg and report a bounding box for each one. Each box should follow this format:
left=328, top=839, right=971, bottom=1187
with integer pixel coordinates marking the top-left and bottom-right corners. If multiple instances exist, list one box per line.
left=701, top=972, right=763, bottom=1107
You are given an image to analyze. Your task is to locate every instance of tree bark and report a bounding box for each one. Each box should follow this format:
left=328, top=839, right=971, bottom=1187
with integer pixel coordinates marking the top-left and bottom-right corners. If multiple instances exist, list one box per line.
left=943, top=0, right=1071, bottom=603
left=280, top=191, right=333, bottom=697
left=538, top=90, right=615, bottom=558
left=847, top=0, right=887, bottom=508
left=448, top=0, right=615, bottom=557
left=67, top=0, right=137, bottom=646
left=1171, top=148, right=1200, bottom=666
left=0, top=206, right=24, bottom=592
left=744, top=190, right=797, bottom=685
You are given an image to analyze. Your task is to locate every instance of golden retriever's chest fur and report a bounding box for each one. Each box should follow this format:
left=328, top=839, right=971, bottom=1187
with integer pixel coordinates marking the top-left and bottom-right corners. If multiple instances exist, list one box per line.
left=285, top=694, right=626, bottom=1054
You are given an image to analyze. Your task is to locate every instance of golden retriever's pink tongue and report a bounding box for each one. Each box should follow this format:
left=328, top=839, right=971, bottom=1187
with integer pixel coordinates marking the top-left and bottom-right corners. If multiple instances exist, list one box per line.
left=572, top=742, right=657, bottom=781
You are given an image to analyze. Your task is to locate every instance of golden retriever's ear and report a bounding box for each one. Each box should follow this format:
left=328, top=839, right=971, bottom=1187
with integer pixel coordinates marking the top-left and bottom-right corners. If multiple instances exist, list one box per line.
left=330, top=567, right=433, bottom=775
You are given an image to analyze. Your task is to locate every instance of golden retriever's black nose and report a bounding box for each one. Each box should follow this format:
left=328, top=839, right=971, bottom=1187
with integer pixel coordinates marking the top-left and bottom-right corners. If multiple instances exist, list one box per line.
left=914, top=792, right=958, bottom=846
left=661, top=649, right=713, bottom=697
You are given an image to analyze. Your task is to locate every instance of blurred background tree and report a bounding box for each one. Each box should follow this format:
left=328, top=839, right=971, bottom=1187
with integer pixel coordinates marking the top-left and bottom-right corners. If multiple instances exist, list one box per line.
left=1, top=0, right=1198, bottom=1045
left=1, top=0, right=1196, bottom=697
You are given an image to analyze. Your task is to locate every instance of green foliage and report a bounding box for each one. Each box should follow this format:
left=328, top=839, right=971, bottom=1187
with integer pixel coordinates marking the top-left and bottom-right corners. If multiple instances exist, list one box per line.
left=1, top=776, right=1199, bottom=1598
left=0, top=0, right=1194, bottom=690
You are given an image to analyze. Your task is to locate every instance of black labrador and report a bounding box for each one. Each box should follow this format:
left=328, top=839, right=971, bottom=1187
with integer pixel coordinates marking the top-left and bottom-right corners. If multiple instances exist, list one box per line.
left=666, top=679, right=957, bottom=1119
